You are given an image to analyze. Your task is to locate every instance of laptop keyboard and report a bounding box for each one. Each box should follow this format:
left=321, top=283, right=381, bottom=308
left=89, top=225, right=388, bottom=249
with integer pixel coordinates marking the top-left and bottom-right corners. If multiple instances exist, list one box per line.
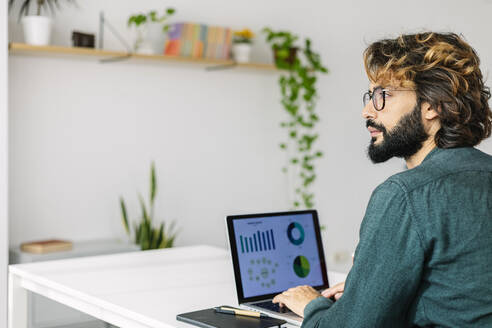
left=253, top=301, right=292, bottom=313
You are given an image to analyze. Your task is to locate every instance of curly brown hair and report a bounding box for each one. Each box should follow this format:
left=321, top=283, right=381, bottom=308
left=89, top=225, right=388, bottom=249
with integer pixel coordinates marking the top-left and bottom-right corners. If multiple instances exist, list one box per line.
left=364, top=32, right=492, bottom=148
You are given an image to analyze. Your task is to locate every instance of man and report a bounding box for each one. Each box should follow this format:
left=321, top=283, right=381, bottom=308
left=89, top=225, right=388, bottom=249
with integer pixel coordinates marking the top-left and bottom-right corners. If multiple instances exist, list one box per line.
left=272, top=32, right=492, bottom=327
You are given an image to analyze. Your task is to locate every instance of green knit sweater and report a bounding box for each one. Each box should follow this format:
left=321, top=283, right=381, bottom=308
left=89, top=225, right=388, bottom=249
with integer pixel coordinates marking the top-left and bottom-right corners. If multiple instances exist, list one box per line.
left=303, top=147, right=492, bottom=327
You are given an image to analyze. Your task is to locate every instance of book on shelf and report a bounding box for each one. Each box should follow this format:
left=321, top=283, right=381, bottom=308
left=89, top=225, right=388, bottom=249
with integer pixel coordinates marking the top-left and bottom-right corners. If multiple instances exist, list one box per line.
left=165, top=22, right=232, bottom=60
left=20, top=239, right=73, bottom=254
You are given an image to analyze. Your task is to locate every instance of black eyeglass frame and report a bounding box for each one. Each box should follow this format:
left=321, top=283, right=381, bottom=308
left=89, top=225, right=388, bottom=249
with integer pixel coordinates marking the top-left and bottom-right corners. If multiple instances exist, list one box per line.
left=363, top=87, right=415, bottom=111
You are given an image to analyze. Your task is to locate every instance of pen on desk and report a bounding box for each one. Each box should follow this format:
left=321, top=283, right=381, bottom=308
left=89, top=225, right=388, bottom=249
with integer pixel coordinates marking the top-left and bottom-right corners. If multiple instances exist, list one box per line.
left=214, top=306, right=269, bottom=318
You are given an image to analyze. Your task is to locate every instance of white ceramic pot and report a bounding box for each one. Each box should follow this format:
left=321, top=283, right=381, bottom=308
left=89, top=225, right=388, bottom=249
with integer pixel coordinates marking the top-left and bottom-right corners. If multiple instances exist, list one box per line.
left=133, top=25, right=156, bottom=55
left=232, top=43, right=252, bottom=63
left=22, top=16, right=53, bottom=46
left=147, top=22, right=166, bottom=55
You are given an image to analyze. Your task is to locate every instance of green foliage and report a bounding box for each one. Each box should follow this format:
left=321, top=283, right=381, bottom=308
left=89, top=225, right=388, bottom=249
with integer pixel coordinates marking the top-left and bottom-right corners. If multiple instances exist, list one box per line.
left=263, top=27, right=328, bottom=209
left=128, top=8, right=176, bottom=33
left=8, top=0, right=76, bottom=19
left=120, top=198, right=130, bottom=235
left=119, top=162, right=178, bottom=250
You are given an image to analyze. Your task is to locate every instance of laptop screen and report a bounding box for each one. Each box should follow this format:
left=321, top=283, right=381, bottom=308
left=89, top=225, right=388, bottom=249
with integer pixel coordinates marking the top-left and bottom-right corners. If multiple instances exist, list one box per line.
left=227, top=210, right=328, bottom=303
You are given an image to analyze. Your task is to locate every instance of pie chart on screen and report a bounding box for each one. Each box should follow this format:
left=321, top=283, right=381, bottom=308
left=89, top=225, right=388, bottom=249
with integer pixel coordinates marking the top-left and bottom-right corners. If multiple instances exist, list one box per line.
left=293, top=255, right=310, bottom=278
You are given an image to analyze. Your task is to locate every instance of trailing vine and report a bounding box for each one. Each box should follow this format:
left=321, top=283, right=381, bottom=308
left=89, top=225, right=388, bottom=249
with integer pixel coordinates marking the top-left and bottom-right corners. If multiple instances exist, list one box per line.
left=263, top=28, right=328, bottom=209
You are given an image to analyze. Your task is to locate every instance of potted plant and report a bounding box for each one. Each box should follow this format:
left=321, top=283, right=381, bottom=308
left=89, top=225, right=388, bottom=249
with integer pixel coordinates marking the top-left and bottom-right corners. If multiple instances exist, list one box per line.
left=263, top=27, right=328, bottom=209
left=119, top=162, right=178, bottom=250
left=128, top=8, right=175, bottom=55
left=231, top=28, right=255, bottom=63
left=9, top=0, right=75, bottom=46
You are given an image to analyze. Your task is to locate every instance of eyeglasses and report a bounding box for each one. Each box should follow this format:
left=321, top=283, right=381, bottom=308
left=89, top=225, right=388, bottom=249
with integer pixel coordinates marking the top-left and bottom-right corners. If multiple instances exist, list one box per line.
left=363, top=87, right=415, bottom=111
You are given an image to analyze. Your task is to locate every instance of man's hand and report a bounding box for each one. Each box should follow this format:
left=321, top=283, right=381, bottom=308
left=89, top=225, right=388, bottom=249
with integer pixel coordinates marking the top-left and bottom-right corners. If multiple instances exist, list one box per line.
left=321, top=281, right=345, bottom=300
left=272, top=285, right=321, bottom=317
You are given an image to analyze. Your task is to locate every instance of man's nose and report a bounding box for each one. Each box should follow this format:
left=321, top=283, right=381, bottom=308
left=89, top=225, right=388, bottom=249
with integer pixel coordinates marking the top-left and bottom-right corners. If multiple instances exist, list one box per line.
left=362, top=102, right=377, bottom=120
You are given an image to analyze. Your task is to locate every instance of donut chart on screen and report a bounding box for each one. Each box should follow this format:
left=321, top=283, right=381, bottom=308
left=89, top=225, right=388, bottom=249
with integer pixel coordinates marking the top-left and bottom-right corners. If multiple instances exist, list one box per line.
left=287, top=222, right=305, bottom=245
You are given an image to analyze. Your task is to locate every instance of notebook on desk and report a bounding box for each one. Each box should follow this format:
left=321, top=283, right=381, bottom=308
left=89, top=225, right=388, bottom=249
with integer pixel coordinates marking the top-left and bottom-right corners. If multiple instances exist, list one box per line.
left=226, top=210, right=329, bottom=326
left=176, top=307, right=286, bottom=328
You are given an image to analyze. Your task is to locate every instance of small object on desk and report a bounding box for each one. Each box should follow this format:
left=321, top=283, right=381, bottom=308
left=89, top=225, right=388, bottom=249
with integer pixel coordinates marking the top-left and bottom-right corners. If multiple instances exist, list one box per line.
left=214, top=306, right=269, bottom=318
left=20, top=239, right=72, bottom=254
left=72, top=31, right=96, bottom=48
left=177, top=306, right=286, bottom=328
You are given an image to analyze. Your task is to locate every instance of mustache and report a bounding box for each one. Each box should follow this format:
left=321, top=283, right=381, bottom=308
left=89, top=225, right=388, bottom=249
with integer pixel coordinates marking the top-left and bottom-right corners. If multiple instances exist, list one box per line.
left=366, top=119, right=387, bottom=134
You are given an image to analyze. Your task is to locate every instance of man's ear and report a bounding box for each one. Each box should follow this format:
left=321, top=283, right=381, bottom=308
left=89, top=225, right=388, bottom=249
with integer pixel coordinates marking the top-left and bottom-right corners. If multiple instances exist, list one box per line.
left=421, top=101, right=439, bottom=121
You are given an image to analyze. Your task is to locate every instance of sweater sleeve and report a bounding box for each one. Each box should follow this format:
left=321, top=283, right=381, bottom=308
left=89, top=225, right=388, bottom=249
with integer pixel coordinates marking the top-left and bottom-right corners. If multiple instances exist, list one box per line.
left=302, top=181, right=426, bottom=328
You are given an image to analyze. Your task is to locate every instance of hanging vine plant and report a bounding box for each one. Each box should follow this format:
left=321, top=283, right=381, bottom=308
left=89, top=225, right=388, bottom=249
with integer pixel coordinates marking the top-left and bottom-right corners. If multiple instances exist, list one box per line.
left=263, top=28, right=328, bottom=209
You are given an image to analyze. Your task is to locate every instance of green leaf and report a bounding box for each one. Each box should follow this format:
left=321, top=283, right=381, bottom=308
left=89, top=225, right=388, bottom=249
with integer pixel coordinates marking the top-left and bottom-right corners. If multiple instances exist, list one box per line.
left=302, top=192, right=315, bottom=209
left=160, top=221, right=177, bottom=248
left=279, top=143, right=287, bottom=149
left=139, top=193, right=150, bottom=223
left=139, top=221, right=149, bottom=250
left=302, top=163, right=314, bottom=171
left=303, top=174, right=316, bottom=187
left=310, top=114, right=319, bottom=122
left=150, top=162, right=157, bottom=205
left=156, top=222, right=164, bottom=248
left=161, top=235, right=175, bottom=248
left=119, top=197, right=130, bottom=236
left=134, top=222, right=140, bottom=244
left=149, top=11, right=157, bottom=22
left=166, top=8, right=175, bottom=15
left=151, top=227, right=161, bottom=249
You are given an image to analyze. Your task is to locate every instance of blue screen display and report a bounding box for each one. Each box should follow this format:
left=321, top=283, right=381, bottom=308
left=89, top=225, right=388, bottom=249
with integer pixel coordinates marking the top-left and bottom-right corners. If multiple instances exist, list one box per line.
left=233, top=213, right=324, bottom=298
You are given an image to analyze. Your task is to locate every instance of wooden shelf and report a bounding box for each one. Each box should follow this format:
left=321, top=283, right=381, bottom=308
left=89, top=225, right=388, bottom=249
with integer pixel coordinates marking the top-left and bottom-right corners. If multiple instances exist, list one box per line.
left=8, top=43, right=277, bottom=71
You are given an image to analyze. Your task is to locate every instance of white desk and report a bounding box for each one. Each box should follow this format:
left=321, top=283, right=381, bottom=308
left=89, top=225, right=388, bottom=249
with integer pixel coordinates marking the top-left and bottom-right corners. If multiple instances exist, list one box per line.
left=9, top=245, right=347, bottom=328
left=10, top=239, right=140, bottom=328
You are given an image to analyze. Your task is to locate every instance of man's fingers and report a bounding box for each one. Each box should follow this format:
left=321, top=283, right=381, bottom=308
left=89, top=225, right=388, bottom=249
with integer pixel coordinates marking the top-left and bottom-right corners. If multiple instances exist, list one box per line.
left=321, top=282, right=345, bottom=298
left=334, top=292, right=343, bottom=300
left=272, top=293, right=286, bottom=304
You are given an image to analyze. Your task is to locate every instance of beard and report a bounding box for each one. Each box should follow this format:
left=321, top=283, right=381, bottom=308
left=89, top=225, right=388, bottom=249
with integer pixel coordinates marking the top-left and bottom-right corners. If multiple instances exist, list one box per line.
left=367, top=105, right=429, bottom=163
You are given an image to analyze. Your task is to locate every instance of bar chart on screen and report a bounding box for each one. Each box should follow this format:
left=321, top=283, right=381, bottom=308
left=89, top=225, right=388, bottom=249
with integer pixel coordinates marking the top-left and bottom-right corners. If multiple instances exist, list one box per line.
left=239, top=229, right=276, bottom=253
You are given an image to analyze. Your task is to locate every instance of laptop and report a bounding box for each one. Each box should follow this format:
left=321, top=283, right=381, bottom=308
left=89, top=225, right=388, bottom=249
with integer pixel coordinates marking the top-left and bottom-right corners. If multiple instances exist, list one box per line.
left=226, top=210, right=329, bottom=326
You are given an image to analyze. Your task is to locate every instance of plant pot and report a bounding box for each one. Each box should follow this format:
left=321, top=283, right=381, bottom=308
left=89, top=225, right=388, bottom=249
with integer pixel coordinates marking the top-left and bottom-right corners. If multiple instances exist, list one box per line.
left=147, top=22, right=166, bottom=55
left=232, top=43, right=252, bottom=63
left=133, top=25, right=155, bottom=55
left=274, top=47, right=298, bottom=68
left=22, top=16, right=53, bottom=46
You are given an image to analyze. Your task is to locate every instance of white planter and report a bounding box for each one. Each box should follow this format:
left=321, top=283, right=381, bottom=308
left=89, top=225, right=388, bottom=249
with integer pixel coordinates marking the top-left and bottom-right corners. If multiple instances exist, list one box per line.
left=22, top=16, right=52, bottom=46
left=135, top=40, right=154, bottom=55
left=133, top=25, right=156, bottom=55
left=147, top=22, right=166, bottom=55
left=232, top=43, right=252, bottom=63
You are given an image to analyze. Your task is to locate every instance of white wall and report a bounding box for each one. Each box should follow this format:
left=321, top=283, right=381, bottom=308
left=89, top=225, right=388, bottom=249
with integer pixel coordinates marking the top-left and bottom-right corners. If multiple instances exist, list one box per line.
left=8, top=0, right=492, bottom=272
left=1, top=0, right=8, bottom=325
